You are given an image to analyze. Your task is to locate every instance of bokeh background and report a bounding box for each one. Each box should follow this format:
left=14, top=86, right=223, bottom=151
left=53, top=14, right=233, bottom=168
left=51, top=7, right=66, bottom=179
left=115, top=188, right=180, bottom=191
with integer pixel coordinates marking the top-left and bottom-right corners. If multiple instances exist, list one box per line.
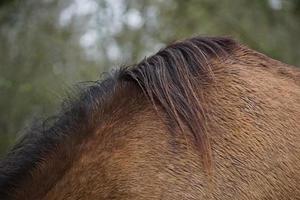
left=0, top=0, right=300, bottom=155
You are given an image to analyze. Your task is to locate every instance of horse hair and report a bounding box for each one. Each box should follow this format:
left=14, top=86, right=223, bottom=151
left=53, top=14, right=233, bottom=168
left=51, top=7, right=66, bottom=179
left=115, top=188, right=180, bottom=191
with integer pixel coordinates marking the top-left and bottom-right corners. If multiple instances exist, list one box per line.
left=0, top=36, right=237, bottom=198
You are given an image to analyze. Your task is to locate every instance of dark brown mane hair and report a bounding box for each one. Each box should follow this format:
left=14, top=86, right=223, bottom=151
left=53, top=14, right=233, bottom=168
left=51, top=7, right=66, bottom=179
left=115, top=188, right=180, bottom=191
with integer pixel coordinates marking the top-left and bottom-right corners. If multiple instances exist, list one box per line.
left=120, top=37, right=237, bottom=167
left=0, top=36, right=238, bottom=199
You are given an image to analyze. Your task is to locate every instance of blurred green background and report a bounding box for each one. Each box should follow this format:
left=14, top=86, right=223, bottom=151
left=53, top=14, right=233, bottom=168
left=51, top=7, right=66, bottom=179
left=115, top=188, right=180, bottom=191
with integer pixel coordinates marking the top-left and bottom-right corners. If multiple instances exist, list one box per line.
left=0, top=0, right=299, bottom=155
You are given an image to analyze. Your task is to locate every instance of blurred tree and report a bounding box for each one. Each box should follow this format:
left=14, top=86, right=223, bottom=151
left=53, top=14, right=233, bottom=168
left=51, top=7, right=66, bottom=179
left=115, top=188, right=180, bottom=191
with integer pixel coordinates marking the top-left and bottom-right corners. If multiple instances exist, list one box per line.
left=0, top=0, right=101, bottom=154
left=155, top=0, right=300, bottom=65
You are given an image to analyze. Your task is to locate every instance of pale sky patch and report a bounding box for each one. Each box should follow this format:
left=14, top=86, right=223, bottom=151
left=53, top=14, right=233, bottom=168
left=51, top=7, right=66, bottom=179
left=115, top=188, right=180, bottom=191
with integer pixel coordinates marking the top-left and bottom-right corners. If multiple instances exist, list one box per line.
left=269, top=0, right=282, bottom=10
left=79, top=29, right=98, bottom=48
left=59, top=0, right=98, bottom=26
left=125, top=9, right=144, bottom=29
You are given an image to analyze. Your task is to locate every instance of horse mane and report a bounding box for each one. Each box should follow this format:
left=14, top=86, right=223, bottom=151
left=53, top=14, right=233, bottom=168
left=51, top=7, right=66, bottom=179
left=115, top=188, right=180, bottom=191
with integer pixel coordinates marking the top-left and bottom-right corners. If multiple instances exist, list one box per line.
left=119, top=36, right=237, bottom=168
left=0, top=36, right=238, bottom=198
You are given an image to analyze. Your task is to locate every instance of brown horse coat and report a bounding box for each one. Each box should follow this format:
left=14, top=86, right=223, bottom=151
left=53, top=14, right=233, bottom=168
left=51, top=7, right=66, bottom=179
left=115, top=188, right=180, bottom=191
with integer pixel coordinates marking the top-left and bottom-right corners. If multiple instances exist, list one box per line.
left=0, top=37, right=300, bottom=199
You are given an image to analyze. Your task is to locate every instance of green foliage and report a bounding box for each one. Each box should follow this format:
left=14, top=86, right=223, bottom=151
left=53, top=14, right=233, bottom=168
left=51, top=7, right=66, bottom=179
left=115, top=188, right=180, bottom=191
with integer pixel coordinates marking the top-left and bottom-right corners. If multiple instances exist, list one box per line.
left=0, top=0, right=299, bottom=155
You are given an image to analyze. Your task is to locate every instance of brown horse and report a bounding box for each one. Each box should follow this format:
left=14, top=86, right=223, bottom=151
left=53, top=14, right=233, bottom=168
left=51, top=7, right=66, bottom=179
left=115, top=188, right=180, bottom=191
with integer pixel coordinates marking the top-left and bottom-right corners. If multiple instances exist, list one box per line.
left=0, top=36, right=300, bottom=199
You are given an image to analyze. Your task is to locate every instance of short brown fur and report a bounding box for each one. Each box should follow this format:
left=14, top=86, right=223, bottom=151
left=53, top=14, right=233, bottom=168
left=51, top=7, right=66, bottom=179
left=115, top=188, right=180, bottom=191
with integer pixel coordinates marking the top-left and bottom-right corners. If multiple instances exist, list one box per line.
left=1, top=36, right=300, bottom=199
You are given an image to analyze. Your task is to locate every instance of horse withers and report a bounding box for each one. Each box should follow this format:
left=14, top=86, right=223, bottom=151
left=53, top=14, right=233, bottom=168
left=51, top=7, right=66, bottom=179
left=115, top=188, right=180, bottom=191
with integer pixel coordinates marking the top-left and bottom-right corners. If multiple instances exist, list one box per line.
left=0, top=37, right=300, bottom=199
